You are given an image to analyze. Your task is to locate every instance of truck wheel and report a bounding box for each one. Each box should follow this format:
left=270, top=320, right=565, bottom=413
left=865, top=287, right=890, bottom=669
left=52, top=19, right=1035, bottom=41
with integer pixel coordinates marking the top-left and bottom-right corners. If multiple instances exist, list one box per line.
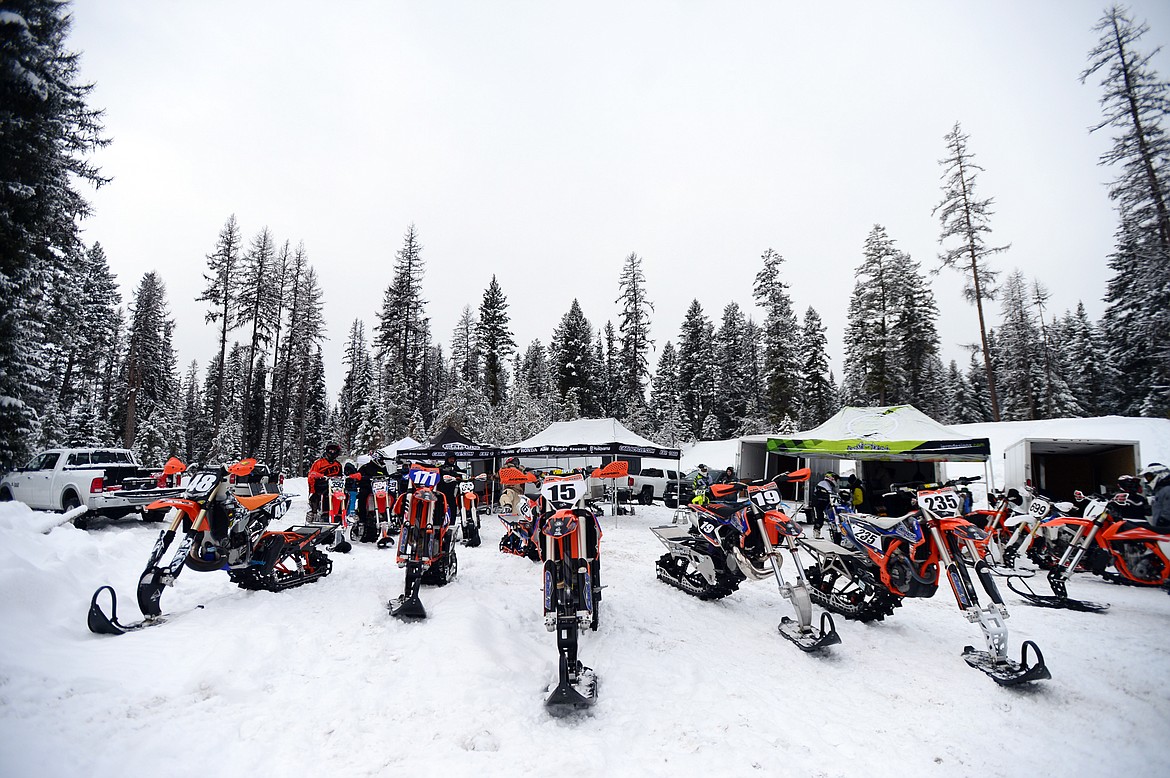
left=0, top=487, right=11, bottom=501
left=62, top=492, right=88, bottom=529
left=638, top=486, right=654, bottom=506
left=143, top=509, right=167, bottom=523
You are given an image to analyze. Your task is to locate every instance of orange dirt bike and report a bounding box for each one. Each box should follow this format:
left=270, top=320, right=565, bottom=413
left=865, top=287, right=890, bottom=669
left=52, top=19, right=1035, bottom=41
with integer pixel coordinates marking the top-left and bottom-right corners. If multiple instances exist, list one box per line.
left=802, top=477, right=1050, bottom=686
left=652, top=469, right=841, bottom=652
left=498, top=466, right=543, bottom=561
left=388, top=464, right=457, bottom=620
left=87, top=459, right=333, bottom=635
left=449, top=473, right=488, bottom=548
left=534, top=470, right=602, bottom=715
left=1008, top=490, right=1170, bottom=613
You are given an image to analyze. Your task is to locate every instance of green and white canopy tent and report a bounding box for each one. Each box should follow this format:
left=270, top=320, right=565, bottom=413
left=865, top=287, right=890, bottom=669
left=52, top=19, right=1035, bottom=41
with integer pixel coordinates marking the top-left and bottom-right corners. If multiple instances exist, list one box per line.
left=763, top=406, right=993, bottom=503
left=765, top=405, right=991, bottom=463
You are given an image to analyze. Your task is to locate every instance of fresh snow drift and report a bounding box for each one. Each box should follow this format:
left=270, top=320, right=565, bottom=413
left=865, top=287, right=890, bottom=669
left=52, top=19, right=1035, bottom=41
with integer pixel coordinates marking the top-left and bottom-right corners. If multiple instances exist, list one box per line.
left=1, top=477, right=1168, bottom=777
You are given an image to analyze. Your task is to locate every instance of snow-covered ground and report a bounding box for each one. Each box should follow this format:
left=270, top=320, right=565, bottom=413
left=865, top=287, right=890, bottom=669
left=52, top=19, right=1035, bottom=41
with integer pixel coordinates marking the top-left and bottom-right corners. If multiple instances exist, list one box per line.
left=2, top=479, right=1169, bottom=778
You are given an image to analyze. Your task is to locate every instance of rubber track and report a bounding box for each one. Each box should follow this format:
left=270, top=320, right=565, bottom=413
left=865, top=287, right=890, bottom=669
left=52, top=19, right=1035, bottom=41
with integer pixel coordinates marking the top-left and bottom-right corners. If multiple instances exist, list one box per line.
left=655, top=552, right=741, bottom=601
left=804, top=562, right=900, bottom=623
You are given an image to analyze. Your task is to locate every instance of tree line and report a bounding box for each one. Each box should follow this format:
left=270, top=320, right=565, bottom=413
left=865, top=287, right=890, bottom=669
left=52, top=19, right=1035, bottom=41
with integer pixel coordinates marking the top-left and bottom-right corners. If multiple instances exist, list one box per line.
left=1, top=2, right=1166, bottom=473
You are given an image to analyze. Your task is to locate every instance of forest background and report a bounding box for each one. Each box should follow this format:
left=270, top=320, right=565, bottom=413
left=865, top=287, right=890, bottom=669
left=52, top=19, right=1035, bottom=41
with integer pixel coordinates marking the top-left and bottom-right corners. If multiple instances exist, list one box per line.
left=1, top=0, right=1168, bottom=474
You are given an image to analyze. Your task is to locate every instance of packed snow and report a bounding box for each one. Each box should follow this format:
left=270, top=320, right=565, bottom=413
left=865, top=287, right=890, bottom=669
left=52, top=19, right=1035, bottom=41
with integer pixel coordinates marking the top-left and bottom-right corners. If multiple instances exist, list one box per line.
left=1, top=475, right=1169, bottom=778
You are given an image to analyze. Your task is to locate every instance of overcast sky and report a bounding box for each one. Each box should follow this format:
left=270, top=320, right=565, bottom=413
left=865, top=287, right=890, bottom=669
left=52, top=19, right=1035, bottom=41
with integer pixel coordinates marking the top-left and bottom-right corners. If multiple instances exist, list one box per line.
left=67, top=0, right=1170, bottom=398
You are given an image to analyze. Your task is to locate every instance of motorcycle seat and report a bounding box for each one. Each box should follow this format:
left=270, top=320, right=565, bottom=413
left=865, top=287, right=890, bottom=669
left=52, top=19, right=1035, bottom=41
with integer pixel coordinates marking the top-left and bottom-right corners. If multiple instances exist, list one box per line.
left=1115, top=519, right=1167, bottom=536
left=854, top=513, right=913, bottom=531
left=709, top=501, right=746, bottom=520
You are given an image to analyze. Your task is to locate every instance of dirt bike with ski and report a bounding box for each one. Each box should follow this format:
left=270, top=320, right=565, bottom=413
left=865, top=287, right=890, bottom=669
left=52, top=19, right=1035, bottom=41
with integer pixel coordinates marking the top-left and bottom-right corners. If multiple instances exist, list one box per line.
left=449, top=473, right=487, bottom=548
left=1008, top=490, right=1170, bottom=612
left=652, top=468, right=840, bottom=651
left=387, top=465, right=457, bottom=620
left=803, top=476, right=1049, bottom=685
left=88, top=459, right=333, bottom=635
left=535, top=470, right=602, bottom=715
left=498, top=466, right=543, bottom=561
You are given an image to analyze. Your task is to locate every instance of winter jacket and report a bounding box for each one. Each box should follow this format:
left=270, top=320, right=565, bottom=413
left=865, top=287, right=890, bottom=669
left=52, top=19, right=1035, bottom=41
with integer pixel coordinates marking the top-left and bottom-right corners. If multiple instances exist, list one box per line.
left=1151, top=478, right=1170, bottom=530
left=813, top=477, right=837, bottom=507
left=308, top=457, right=341, bottom=483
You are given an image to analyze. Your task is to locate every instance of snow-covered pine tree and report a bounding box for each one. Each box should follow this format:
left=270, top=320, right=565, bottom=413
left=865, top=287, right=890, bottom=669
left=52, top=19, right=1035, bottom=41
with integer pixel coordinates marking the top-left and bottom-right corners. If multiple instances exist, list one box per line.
left=599, top=322, right=623, bottom=419
left=616, top=251, right=654, bottom=408
left=179, top=361, right=204, bottom=465
left=477, top=274, right=515, bottom=407
left=842, top=226, right=908, bottom=406
left=114, top=273, right=180, bottom=465
left=797, top=307, right=837, bottom=429
left=234, top=226, right=280, bottom=416
left=451, top=305, right=480, bottom=384
left=337, top=319, right=373, bottom=451
left=677, top=299, right=716, bottom=437
left=0, top=0, right=109, bottom=468
left=1082, top=6, right=1170, bottom=417
left=197, top=215, right=243, bottom=438
left=712, top=303, right=751, bottom=437
left=520, top=340, right=555, bottom=403
left=752, top=249, right=800, bottom=425
left=995, top=271, right=1044, bottom=421
left=895, top=254, right=942, bottom=412
left=934, top=123, right=1007, bottom=421
left=649, top=342, right=688, bottom=443
left=736, top=318, right=770, bottom=436
left=1060, top=302, right=1107, bottom=416
left=375, top=225, right=431, bottom=434
left=551, top=300, right=600, bottom=418
left=1031, top=281, right=1082, bottom=419
left=242, top=353, right=268, bottom=456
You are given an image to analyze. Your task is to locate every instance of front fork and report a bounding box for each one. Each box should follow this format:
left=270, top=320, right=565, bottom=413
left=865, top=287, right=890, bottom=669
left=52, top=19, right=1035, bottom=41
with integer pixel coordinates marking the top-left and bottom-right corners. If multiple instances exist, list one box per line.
left=137, top=509, right=201, bottom=617
left=757, top=518, right=813, bottom=629
left=929, top=522, right=1010, bottom=663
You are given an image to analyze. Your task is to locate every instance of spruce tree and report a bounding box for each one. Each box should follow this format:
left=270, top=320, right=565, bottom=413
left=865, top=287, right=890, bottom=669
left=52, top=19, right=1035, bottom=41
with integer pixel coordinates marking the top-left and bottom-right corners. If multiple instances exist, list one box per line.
left=712, top=303, right=751, bottom=437
left=0, top=0, right=109, bottom=468
left=650, top=341, right=691, bottom=446
left=676, top=299, right=716, bottom=437
left=842, top=226, right=908, bottom=406
left=476, top=274, right=515, bottom=407
left=551, top=300, right=599, bottom=418
left=752, top=249, right=800, bottom=424
left=934, top=123, right=1007, bottom=421
left=797, top=307, right=837, bottom=429
left=234, top=226, right=279, bottom=408
left=616, top=251, right=654, bottom=405
left=197, top=215, right=243, bottom=436
left=1082, top=6, right=1170, bottom=416
left=375, top=224, right=431, bottom=433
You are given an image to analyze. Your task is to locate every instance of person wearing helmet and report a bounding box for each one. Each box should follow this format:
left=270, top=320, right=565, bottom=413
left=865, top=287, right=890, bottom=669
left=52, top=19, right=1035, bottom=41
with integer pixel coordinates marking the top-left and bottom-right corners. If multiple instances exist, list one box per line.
left=1139, top=463, right=1170, bottom=530
left=1115, top=474, right=1150, bottom=520
left=438, top=454, right=465, bottom=524
left=811, top=471, right=839, bottom=539
left=306, top=443, right=343, bottom=520
left=352, top=450, right=391, bottom=540
left=691, top=464, right=713, bottom=505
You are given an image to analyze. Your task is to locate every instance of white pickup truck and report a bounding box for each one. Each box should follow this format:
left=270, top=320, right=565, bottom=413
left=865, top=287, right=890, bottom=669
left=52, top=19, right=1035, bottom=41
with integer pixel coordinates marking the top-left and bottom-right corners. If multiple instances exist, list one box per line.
left=0, top=448, right=183, bottom=528
left=628, top=467, right=686, bottom=505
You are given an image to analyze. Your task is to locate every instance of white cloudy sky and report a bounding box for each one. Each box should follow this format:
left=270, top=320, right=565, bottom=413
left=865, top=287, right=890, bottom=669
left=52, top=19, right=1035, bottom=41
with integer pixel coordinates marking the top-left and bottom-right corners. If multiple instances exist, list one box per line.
left=67, top=0, right=1170, bottom=396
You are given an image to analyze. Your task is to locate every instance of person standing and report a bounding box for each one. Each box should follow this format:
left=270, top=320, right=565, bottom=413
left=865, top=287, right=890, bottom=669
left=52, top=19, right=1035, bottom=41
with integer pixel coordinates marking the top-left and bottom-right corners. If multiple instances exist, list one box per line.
left=306, top=442, right=342, bottom=520
left=438, top=454, right=465, bottom=524
left=811, top=471, right=839, bottom=539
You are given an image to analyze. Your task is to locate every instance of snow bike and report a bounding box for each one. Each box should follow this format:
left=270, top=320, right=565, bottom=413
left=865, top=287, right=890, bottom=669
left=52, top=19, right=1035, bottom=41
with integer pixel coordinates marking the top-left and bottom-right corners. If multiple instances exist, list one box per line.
left=498, top=466, right=543, bottom=560
left=652, top=468, right=840, bottom=652
left=1008, top=490, right=1170, bottom=612
left=449, top=473, right=487, bottom=547
left=349, top=475, right=393, bottom=544
left=88, top=459, right=333, bottom=635
left=802, top=477, right=1050, bottom=686
left=387, top=465, right=457, bottom=620
left=536, top=471, right=602, bottom=715
left=375, top=475, right=404, bottom=548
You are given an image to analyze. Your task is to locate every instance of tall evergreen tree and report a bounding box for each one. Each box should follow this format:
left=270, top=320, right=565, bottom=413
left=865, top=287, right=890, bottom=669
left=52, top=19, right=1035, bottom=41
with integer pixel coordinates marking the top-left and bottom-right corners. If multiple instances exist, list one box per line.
left=476, top=274, right=515, bottom=407
left=934, top=122, right=1006, bottom=421
left=1082, top=6, right=1170, bottom=416
left=375, top=224, right=430, bottom=434
left=197, top=214, right=242, bottom=436
left=1060, top=302, right=1107, bottom=416
left=450, top=305, right=480, bottom=384
left=234, top=226, right=279, bottom=410
left=616, top=252, right=654, bottom=405
left=650, top=341, right=691, bottom=446
left=0, top=0, right=109, bottom=468
left=797, top=307, right=837, bottom=429
left=995, top=271, right=1043, bottom=421
left=676, top=299, right=716, bottom=437
left=712, top=303, right=751, bottom=437
left=550, top=299, right=599, bottom=418
left=842, top=226, right=908, bottom=406
left=114, top=272, right=179, bottom=464
left=752, top=249, right=800, bottom=425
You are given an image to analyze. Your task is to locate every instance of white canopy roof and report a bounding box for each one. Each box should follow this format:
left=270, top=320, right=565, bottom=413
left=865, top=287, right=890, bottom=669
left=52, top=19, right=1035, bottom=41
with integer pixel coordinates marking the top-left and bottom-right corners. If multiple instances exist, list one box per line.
left=499, top=418, right=681, bottom=459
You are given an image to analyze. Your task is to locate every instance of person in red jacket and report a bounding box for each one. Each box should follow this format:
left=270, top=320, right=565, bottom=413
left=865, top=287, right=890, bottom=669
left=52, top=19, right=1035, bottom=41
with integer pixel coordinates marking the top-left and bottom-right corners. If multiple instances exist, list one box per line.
left=307, top=442, right=342, bottom=520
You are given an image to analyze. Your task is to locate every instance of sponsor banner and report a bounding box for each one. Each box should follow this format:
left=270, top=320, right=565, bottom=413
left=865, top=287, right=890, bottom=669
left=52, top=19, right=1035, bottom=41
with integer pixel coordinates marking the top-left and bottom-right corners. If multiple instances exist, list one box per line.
left=766, top=436, right=989, bottom=462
